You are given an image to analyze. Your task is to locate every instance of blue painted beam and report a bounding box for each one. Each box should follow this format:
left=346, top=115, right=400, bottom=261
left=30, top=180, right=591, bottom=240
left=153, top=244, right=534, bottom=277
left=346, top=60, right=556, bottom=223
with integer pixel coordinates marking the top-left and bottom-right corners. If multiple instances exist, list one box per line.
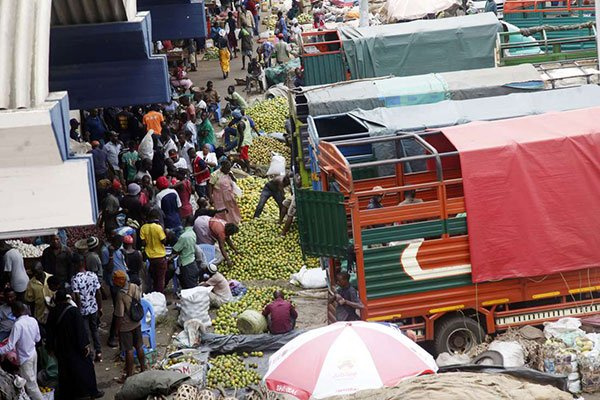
left=138, top=0, right=206, bottom=40
left=49, top=12, right=170, bottom=110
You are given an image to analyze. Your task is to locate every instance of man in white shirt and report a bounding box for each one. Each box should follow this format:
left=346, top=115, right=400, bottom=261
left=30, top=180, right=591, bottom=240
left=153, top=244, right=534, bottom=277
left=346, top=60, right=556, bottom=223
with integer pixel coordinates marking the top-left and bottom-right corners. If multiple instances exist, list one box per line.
left=200, top=144, right=218, bottom=168
left=181, top=112, right=198, bottom=146
left=0, top=302, right=43, bottom=400
left=2, top=243, right=29, bottom=299
left=177, top=132, right=195, bottom=172
left=168, top=149, right=188, bottom=170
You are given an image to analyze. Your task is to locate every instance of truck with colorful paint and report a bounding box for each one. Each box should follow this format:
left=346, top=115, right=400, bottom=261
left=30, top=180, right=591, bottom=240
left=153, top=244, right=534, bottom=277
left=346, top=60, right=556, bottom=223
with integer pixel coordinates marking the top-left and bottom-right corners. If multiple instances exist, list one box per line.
left=296, top=107, right=600, bottom=354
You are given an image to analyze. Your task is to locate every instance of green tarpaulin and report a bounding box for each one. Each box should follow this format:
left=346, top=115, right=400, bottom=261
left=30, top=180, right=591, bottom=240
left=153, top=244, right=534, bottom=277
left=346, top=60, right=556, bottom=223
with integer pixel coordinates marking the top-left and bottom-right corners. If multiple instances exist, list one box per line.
left=339, top=13, right=502, bottom=79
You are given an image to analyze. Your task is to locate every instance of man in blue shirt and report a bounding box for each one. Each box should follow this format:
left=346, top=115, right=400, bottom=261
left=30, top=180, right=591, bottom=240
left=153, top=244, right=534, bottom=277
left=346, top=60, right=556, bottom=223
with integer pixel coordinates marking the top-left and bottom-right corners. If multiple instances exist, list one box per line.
left=90, top=141, right=109, bottom=181
left=84, top=109, right=109, bottom=143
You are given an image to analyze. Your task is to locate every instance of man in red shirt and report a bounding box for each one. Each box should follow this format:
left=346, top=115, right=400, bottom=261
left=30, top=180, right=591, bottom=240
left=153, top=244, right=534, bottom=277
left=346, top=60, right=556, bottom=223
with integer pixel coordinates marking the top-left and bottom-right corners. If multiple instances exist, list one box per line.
left=188, top=148, right=210, bottom=199
left=262, top=290, right=298, bottom=334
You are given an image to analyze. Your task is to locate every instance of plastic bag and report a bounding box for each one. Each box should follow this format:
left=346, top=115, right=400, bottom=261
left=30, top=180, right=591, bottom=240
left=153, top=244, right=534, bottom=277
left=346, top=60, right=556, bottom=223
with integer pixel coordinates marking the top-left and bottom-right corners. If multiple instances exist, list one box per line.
left=178, top=286, right=212, bottom=327
left=488, top=341, right=525, bottom=368
left=160, top=349, right=209, bottom=386
left=143, top=292, right=168, bottom=319
left=138, top=131, right=154, bottom=161
left=290, top=266, right=327, bottom=289
left=266, top=153, right=286, bottom=176
left=232, top=181, right=243, bottom=198
left=174, top=319, right=207, bottom=348
left=544, top=318, right=585, bottom=347
left=436, top=352, right=471, bottom=367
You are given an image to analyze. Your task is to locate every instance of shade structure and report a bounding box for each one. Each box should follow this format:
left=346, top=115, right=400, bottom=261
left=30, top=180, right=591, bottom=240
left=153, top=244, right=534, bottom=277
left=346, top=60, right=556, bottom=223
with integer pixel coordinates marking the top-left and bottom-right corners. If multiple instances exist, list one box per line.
left=264, top=321, right=437, bottom=399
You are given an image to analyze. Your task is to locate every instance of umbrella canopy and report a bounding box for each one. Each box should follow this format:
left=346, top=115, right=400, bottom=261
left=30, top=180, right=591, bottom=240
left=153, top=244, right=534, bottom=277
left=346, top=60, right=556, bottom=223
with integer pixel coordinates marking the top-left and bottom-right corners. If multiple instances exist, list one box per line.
left=264, top=321, right=438, bottom=399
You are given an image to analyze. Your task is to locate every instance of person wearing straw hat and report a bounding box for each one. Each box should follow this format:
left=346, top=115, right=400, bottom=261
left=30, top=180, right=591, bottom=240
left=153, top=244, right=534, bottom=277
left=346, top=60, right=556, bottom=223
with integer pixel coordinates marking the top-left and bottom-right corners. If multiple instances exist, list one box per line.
left=368, top=186, right=385, bottom=210
left=85, top=237, right=103, bottom=282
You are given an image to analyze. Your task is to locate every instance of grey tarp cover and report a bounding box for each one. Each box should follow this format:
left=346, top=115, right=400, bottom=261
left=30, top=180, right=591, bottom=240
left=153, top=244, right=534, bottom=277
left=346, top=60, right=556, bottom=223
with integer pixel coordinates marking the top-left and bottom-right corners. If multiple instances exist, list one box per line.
left=201, top=330, right=304, bottom=354
left=115, top=371, right=190, bottom=400
left=317, top=85, right=600, bottom=175
left=303, top=64, right=544, bottom=116
left=339, top=13, right=501, bottom=80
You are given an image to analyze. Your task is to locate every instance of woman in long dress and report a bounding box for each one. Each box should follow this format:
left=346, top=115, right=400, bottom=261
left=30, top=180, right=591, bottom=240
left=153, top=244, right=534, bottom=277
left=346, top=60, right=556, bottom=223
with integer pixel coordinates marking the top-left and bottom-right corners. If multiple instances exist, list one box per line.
left=208, top=160, right=241, bottom=225
left=216, top=29, right=231, bottom=79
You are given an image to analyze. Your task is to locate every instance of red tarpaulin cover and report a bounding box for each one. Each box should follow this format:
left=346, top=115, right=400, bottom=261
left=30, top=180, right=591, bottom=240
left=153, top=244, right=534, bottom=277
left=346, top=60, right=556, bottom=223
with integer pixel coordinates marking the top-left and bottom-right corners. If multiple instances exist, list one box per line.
left=441, top=107, right=600, bottom=282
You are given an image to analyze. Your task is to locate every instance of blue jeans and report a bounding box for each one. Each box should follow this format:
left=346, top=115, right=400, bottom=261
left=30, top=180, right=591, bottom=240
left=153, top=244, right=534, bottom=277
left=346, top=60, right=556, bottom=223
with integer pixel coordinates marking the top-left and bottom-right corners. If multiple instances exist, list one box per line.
left=224, top=127, right=239, bottom=152
left=253, top=14, right=259, bottom=35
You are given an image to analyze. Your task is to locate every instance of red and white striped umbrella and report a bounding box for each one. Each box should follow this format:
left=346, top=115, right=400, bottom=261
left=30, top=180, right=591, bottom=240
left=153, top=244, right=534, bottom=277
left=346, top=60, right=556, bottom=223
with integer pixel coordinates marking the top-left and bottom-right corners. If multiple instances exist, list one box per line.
left=264, top=321, right=437, bottom=399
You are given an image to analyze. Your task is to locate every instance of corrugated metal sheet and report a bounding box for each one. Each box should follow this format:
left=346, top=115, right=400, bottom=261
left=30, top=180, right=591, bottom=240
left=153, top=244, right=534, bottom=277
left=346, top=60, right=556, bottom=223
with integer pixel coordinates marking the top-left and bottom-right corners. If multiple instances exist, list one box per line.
left=0, top=0, right=51, bottom=109
left=302, top=53, right=346, bottom=86
left=296, top=188, right=349, bottom=258
left=51, top=0, right=130, bottom=25
left=363, top=244, right=472, bottom=300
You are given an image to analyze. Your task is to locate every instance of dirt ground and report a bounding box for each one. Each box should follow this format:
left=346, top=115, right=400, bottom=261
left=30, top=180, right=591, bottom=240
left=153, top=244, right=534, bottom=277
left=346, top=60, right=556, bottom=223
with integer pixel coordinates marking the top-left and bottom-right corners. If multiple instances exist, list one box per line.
left=93, top=282, right=329, bottom=398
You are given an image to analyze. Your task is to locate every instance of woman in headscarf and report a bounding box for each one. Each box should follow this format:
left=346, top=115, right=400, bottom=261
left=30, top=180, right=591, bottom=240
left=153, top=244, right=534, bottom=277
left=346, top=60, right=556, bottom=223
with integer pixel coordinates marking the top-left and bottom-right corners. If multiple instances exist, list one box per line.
left=216, top=28, right=231, bottom=79
left=208, top=160, right=241, bottom=225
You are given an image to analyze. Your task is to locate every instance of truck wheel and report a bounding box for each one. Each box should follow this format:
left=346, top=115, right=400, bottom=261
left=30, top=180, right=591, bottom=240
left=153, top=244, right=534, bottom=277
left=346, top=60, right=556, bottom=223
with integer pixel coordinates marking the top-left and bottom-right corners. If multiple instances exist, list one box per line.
left=434, top=316, right=485, bottom=355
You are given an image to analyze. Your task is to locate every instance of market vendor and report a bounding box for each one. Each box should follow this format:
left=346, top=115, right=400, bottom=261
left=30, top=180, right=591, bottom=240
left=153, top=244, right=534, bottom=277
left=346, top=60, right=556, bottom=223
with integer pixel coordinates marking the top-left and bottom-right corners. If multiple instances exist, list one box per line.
left=254, top=174, right=291, bottom=220
left=201, top=264, right=232, bottom=308
left=263, top=290, right=297, bottom=334
left=225, top=85, right=248, bottom=112
left=193, top=215, right=239, bottom=266
left=172, top=217, right=200, bottom=289
left=257, top=41, right=274, bottom=68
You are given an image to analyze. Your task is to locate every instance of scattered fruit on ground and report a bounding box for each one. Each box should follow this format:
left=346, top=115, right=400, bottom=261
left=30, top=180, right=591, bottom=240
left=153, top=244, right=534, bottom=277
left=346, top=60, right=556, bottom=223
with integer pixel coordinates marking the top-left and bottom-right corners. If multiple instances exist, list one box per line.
left=226, top=218, right=319, bottom=281
left=212, top=286, right=294, bottom=334
left=206, top=354, right=262, bottom=389
left=297, top=13, right=313, bottom=24
left=246, top=97, right=289, bottom=134
left=203, top=46, right=220, bottom=61
left=248, top=136, right=291, bottom=166
left=237, top=176, right=279, bottom=222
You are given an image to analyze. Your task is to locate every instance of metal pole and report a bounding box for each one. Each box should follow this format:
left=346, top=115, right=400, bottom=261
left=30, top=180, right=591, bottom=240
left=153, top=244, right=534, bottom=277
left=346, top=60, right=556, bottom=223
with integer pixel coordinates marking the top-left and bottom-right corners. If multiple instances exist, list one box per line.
left=596, top=0, right=600, bottom=67
left=359, top=0, right=368, bottom=27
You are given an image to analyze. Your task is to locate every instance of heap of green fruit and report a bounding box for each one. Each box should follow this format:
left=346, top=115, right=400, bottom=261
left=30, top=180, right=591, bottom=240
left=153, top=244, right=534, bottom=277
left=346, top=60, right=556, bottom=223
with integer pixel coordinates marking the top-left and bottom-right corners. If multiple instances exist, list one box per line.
left=264, top=14, right=278, bottom=30
left=203, top=46, right=219, bottom=61
left=236, top=176, right=279, bottom=222
left=246, top=97, right=289, bottom=133
left=212, top=286, right=294, bottom=334
left=206, top=354, right=261, bottom=389
left=297, top=13, right=313, bottom=24
left=248, top=136, right=291, bottom=166
left=225, top=218, right=319, bottom=281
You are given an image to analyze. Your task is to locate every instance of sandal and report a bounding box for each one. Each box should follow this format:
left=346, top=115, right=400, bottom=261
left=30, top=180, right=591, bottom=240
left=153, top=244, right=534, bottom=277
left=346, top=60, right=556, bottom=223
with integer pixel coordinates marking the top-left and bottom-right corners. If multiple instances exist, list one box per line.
left=95, top=352, right=102, bottom=363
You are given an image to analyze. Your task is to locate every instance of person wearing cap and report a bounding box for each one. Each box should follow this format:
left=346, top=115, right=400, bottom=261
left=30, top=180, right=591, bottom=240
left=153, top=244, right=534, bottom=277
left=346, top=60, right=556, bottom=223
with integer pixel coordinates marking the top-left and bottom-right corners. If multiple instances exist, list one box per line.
left=216, top=28, right=231, bottom=79
left=368, top=186, right=385, bottom=210
left=121, top=183, right=145, bottom=225
left=70, top=252, right=103, bottom=362
left=275, top=34, right=290, bottom=64
left=123, top=235, right=144, bottom=289
left=112, top=270, right=146, bottom=381
left=201, top=264, right=232, bottom=308
left=46, top=289, right=104, bottom=399
left=172, top=217, right=200, bottom=289
left=168, top=148, right=188, bottom=171
left=89, top=140, right=109, bottom=181
left=156, top=175, right=183, bottom=236
left=84, top=236, right=103, bottom=281
left=140, top=209, right=168, bottom=293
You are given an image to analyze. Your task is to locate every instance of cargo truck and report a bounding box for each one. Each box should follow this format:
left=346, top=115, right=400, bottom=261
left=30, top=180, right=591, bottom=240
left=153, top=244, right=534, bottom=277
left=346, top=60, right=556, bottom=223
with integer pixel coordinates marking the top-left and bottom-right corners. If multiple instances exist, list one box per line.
left=296, top=107, right=600, bottom=354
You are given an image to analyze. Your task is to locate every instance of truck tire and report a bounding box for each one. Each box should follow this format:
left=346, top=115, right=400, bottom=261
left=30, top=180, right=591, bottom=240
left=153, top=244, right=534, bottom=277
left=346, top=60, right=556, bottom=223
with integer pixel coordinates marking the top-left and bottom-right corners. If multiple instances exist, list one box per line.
left=434, top=316, right=485, bottom=355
